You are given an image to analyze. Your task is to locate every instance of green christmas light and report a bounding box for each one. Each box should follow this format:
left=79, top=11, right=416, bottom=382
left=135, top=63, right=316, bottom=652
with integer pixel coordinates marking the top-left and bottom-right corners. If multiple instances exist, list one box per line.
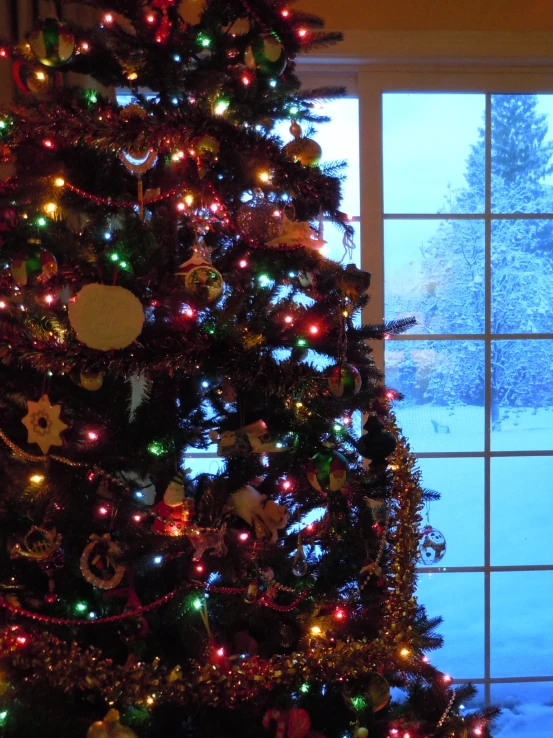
left=258, top=274, right=271, bottom=287
left=109, top=253, right=119, bottom=262
left=36, top=217, right=47, bottom=227
left=0, top=120, right=6, bottom=129
left=300, top=683, right=310, bottom=693
left=351, top=696, right=367, bottom=712
left=214, top=98, right=230, bottom=116
left=289, top=105, right=299, bottom=116
left=148, top=442, right=165, bottom=456
left=296, top=338, right=307, bottom=347
left=333, top=423, right=342, bottom=432
left=119, top=260, right=128, bottom=269
left=75, top=601, right=87, bottom=613
left=85, top=90, right=98, bottom=104
left=197, top=32, right=211, bottom=48
left=193, top=598, right=203, bottom=610
left=0, top=710, right=7, bottom=725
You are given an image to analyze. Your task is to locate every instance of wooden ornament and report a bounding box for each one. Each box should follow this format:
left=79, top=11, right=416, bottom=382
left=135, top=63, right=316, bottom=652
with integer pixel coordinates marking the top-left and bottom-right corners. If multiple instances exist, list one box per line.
left=22, top=394, right=68, bottom=454
left=80, top=534, right=125, bottom=590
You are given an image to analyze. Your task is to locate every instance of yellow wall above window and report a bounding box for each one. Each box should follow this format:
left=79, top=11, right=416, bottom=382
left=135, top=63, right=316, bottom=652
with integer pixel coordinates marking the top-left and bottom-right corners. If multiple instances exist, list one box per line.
left=297, top=0, right=553, bottom=32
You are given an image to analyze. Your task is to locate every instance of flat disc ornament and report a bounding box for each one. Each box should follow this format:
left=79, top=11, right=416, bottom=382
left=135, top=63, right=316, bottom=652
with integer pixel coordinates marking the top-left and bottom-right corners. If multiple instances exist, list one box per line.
left=418, top=525, right=446, bottom=565
left=29, top=18, right=75, bottom=67
left=307, top=448, right=349, bottom=493
left=244, top=34, right=286, bottom=76
left=328, top=364, right=362, bottom=398
left=68, top=284, right=145, bottom=351
left=176, top=251, right=223, bottom=306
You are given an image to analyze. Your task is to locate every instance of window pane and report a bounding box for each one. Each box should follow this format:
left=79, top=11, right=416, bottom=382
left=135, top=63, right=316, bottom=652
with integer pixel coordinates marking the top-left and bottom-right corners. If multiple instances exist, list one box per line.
left=491, top=457, right=553, bottom=566
left=386, top=340, right=485, bottom=452
left=492, top=220, right=553, bottom=334
left=491, top=94, right=553, bottom=214
left=418, top=458, right=484, bottom=567
left=491, top=571, right=553, bottom=677
left=383, top=93, right=485, bottom=214
left=416, top=572, right=484, bottom=678
left=384, top=219, right=484, bottom=334
left=491, top=339, right=553, bottom=451
left=182, top=455, right=225, bottom=477
left=492, top=682, right=553, bottom=738
left=324, top=219, right=361, bottom=266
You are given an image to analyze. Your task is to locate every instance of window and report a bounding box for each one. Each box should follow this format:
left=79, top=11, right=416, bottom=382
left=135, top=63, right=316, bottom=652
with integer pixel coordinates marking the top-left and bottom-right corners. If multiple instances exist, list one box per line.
left=368, top=76, right=553, bottom=736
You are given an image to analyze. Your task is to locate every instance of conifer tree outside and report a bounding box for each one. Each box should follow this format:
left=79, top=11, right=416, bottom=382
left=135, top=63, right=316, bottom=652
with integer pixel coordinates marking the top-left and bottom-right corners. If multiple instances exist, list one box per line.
left=0, top=2, right=499, bottom=737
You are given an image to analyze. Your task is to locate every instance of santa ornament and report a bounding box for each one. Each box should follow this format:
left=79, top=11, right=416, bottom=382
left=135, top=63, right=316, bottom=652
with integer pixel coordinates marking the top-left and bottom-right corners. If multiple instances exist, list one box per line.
left=152, top=472, right=195, bottom=536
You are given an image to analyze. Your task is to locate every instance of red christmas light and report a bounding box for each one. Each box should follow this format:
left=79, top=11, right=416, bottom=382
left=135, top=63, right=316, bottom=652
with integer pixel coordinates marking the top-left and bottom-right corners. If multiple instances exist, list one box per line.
left=281, top=8, right=290, bottom=17
left=298, top=28, right=307, bottom=37
left=334, top=608, right=345, bottom=620
left=195, top=564, right=204, bottom=573
left=87, top=431, right=99, bottom=441
left=309, top=325, right=319, bottom=335
left=239, top=259, right=248, bottom=268
left=98, top=506, right=109, bottom=516
left=103, top=13, right=114, bottom=24
left=43, top=139, right=54, bottom=149
left=239, top=532, right=249, bottom=541
left=146, top=13, right=156, bottom=23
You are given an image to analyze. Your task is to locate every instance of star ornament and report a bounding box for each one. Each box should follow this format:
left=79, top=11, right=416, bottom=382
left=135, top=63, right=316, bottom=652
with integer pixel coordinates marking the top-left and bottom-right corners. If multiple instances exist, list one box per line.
left=22, top=394, right=68, bottom=454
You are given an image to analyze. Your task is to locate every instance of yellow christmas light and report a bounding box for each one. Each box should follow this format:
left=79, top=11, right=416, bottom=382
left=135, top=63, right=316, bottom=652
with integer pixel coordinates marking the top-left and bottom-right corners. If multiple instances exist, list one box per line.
left=184, top=194, right=194, bottom=207
left=54, top=178, right=65, bottom=188
left=310, top=625, right=322, bottom=635
left=258, top=170, right=271, bottom=183
left=30, top=474, right=45, bottom=485
left=44, top=202, right=57, bottom=215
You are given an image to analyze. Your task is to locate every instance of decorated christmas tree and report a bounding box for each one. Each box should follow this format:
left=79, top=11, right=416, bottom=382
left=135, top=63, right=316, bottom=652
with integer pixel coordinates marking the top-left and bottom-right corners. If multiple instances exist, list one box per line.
left=0, top=2, right=499, bottom=737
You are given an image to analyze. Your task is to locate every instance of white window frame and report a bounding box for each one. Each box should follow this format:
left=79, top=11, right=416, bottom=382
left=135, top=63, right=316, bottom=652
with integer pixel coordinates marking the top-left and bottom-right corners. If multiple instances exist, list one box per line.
left=299, top=50, right=553, bottom=708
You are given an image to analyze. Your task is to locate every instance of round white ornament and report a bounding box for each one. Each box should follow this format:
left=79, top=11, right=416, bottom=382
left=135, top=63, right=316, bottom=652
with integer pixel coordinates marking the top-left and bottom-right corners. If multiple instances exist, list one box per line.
left=69, top=283, right=145, bottom=351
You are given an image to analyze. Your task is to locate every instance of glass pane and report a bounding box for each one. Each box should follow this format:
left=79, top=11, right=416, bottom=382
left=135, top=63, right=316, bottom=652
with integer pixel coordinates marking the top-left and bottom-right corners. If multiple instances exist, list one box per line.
left=491, top=571, right=553, bottom=677
left=416, top=572, right=484, bottom=678
left=418, top=458, right=484, bottom=567
left=492, top=94, right=553, bottom=214
left=386, top=340, right=485, bottom=452
left=492, top=457, right=553, bottom=566
left=491, top=340, right=553, bottom=451
left=383, top=93, right=485, bottom=214
left=384, top=219, right=484, bottom=334
left=492, top=682, right=553, bottom=738
left=492, top=220, right=553, bottom=334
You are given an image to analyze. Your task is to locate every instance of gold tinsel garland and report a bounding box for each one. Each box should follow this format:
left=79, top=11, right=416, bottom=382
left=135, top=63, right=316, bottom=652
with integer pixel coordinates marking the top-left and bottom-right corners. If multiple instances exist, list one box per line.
left=0, top=629, right=424, bottom=709
left=379, top=418, right=424, bottom=649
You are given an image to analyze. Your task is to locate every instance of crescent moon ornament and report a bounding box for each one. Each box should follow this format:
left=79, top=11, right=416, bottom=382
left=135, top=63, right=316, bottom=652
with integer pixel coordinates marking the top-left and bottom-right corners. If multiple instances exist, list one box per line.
left=118, top=148, right=158, bottom=219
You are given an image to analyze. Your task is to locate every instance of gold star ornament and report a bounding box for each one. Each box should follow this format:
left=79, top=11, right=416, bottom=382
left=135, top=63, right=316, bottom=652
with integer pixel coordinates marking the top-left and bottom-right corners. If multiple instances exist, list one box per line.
left=22, top=394, right=68, bottom=454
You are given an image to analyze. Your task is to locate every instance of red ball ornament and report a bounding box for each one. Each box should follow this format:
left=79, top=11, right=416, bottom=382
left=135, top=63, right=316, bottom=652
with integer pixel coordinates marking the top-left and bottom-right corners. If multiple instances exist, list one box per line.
left=0, top=206, right=19, bottom=232
left=287, top=708, right=311, bottom=738
left=328, top=363, right=362, bottom=398
left=44, top=592, right=58, bottom=604
left=306, top=448, right=349, bottom=494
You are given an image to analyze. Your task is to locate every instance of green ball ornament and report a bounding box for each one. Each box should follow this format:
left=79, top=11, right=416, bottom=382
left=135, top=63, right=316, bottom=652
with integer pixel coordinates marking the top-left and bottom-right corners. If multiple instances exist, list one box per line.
left=29, top=18, right=75, bottom=68
left=244, top=34, right=286, bottom=76
left=328, top=364, right=362, bottom=398
left=306, top=448, right=349, bottom=494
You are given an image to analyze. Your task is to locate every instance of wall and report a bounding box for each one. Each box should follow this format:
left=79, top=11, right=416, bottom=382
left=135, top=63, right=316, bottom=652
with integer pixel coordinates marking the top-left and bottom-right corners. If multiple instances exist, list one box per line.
left=297, top=0, right=553, bottom=32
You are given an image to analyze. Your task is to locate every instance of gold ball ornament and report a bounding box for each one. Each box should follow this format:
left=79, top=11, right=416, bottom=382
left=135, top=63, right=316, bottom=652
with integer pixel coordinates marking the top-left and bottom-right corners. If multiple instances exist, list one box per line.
left=68, top=284, right=145, bottom=351
left=80, top=371, right=104, bottom=391
left=366, top=672, right=390, bottom=712
left=193, top=134, right=220, bottom=159
left=355, top=729, right=369, bottom=738
left=283, top=121, right=322, bottom=167
left=87, top=710, right=138, bottom=738
left=87, top=722, right=109, bottom=738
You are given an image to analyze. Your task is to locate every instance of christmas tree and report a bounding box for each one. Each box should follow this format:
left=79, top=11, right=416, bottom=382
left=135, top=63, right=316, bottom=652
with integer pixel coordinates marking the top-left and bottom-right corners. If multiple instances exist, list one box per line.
left=0, top=2, right=499, bottom=737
